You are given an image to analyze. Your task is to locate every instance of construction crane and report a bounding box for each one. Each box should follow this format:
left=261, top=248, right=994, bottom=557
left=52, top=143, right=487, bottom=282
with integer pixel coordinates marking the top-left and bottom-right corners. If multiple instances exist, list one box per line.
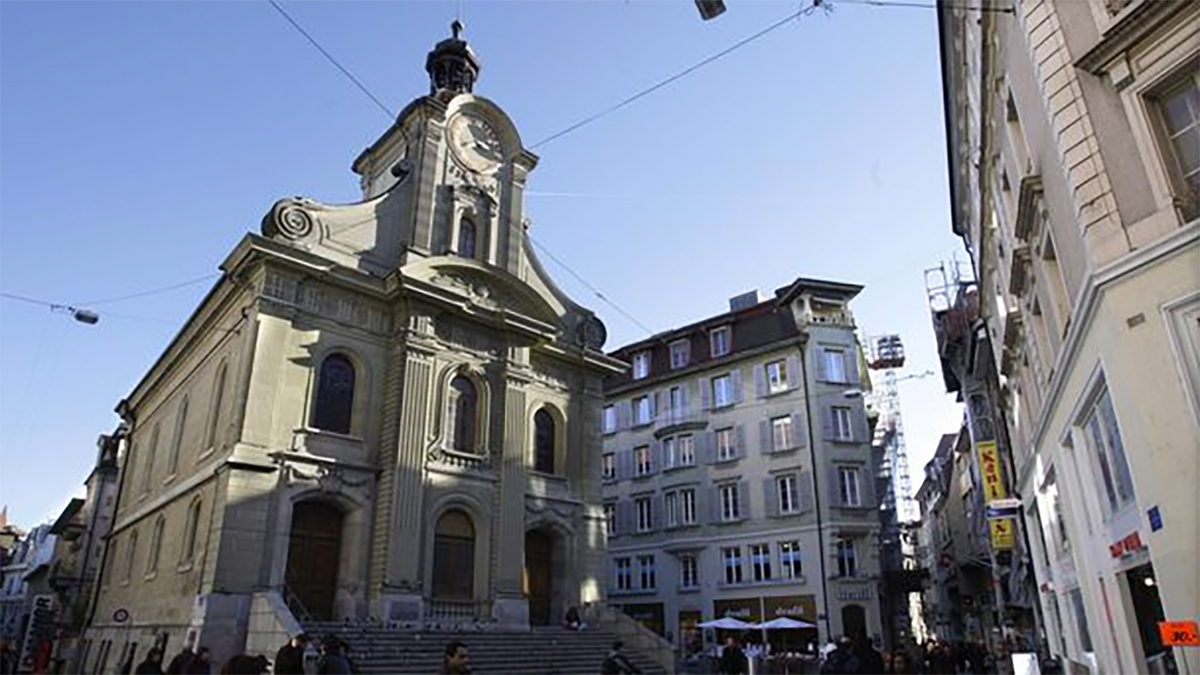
left=866, top=334, right=934, bottom=523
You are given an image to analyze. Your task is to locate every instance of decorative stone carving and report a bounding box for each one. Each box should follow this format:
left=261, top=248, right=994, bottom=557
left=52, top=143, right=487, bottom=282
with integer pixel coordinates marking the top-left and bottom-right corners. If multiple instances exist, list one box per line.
left=574, top=316, right=607, bottom=350
left=262, top=197, right=320, bottom=241
left=433, top=315, right=501, bottom=356
left=290, top=280, right=388, bottom=333
left=283, top=459, right=373, bottom=491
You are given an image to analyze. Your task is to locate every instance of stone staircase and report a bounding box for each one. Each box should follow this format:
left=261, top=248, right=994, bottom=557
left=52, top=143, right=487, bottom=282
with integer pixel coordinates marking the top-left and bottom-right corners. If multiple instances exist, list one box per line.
left=303, top=623, right=669, bottom=674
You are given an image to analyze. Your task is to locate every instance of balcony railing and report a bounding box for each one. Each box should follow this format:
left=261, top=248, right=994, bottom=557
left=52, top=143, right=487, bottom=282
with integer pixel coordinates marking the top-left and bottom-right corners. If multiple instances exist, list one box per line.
left=426, top=599, right=493, bottom=626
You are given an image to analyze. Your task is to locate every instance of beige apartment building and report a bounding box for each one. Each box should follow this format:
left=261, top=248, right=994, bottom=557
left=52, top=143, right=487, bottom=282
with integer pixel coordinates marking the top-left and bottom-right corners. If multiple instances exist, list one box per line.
left=601, top=282, right=883, bottom=651
left=81, top=25, right=622, bottom=670
left=940, top=0, right=1199, bottom=672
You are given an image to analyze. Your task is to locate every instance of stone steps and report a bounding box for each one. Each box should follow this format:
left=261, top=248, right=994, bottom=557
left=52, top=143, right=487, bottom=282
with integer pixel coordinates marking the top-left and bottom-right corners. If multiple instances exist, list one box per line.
left=302, top=624, right=667, bottom=674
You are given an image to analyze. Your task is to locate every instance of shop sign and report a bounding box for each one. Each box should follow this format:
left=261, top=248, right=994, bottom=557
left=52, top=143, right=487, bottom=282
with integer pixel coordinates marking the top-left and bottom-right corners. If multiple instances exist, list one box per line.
left=1108, top=531, right=1143, bottom=559
left=621, top=603, right=665, bottom=636
left=1158, top=620, right=1199, bottom=647
left=763, top=595, right=818, bottom=622
left=989, top=518, right=1015, bottom=551
left=976, top=441, right=1007, bottom=502
left=18, top=595, right=56, bottom=672
left=713, top=598, right=762, bottom=624
left=986, top=499, right=1022, bottom=520
left=836, top=586, right=873, bottom=602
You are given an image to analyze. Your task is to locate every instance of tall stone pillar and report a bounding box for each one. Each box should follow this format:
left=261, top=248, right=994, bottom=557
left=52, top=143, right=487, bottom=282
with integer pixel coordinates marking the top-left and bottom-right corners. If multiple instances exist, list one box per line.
left=371, top=317, right=437, bottom=624
left=492, top=364, right=531, bottom=628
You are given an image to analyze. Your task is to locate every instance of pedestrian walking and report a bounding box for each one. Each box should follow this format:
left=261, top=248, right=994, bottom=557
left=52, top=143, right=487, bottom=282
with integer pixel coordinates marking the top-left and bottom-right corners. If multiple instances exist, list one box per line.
left=819, top=636, right=862, bottom=675
left=165, top=646, right=196, bottom=675
left=181, top=647, right=211, bottom=675
left=317, top=639, right=352, bottom=675
left=217, top=654, right=271, bottom=675
left=273, top=634, right=309, bottom=675
left=441, top=641, right=471, bottom=675
left=600, top=641, right=641, bottom=674
left=134, top=649, right=165, bottom=675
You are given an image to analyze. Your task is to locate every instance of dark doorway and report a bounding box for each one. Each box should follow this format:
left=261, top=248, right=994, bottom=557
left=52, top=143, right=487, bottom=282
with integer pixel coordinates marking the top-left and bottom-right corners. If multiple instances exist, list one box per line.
left=433, top=510, right=475, bottom=600
left=1126, top=563, right=1178, bottom=674
left=285, top=501, right=343, bottom=620
left=525, top=530, right=553, bottom=626
left=842, top=604, right=868, bottom=644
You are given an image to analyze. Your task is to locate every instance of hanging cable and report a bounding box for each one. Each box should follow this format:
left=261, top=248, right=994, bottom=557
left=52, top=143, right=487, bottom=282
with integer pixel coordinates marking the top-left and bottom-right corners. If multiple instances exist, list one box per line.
left=267, top=0, right=396, bottom=121
left=529, top=3, right=822, bottom=150
left=76, top=272, right=221, bottom=306
left=525, top=233, right=655, bottom=336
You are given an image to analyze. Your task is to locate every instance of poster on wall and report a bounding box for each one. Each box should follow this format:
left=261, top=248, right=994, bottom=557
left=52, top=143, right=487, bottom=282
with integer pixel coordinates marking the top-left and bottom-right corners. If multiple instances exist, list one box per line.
left=990, top=518, right=1015, bottom=550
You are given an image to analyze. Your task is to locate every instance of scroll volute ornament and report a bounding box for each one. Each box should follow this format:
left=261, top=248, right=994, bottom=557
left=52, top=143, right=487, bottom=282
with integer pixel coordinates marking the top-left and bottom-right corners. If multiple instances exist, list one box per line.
left=262, top=197, right=317, bottom=241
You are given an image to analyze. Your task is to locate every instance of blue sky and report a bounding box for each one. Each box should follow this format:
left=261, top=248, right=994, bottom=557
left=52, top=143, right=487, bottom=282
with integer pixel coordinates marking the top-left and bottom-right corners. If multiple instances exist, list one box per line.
left=0, top=1, right=962, bottom=528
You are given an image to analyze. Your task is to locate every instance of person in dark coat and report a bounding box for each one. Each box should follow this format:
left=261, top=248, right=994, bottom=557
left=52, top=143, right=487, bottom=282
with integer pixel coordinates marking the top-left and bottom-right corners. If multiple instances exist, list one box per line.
left=165, top=647, right=195, bottom=675
left=317, top=640, right=352, bottom=675
left=820, top=636, right=862, bottom=675
left=180, top=647, right=211, bottom=675
left=718, top=637, right=746, bottom=675
left=134, top=649, right=165, bottom=675
left=855, top=638, right=885, bottom=675
left=217, top=654, right=271, bottom=675
left=441, top=641, right=471, bottom=675
left=273, top=634, right=309, bottom=675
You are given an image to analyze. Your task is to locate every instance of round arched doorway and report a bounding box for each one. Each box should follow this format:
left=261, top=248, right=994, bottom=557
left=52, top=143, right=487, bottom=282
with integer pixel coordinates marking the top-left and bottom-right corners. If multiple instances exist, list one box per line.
left=432, top=509, right=475, bottom=601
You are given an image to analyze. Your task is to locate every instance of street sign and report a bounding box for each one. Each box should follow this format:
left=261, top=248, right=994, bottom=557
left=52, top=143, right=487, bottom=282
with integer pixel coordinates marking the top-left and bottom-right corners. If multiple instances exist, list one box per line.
left=986, top=500, right=1022, bottom=519
left=1159, top=620, right=1199, bottom=647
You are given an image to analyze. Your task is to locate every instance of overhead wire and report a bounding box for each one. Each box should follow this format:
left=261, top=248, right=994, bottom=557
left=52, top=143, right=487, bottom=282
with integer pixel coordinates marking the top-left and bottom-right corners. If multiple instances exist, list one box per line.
left=267, top=0, right=396, bottom=122
left=76, top=272, right=222, bottom=306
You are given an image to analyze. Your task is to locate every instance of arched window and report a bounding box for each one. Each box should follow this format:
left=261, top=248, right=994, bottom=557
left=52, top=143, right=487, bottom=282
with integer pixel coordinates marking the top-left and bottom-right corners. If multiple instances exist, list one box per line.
left=141, top=424, right=161, bottom=494
left=534, top=409, right=555, bottom=474
left=123, top=531, right=139, bottom=584
left=433, top=509, right=475, bottom=599
left=448, top=375, right=478, bottom=452
left=168, top=398, right=188, bottom=476
left=312, top=354, right=356, bottom=434
left=146, top=516, right=165, bottom=576
left=182, top=499, right=203, bottom=564
left=206, top=362, right=229, bottom=451
left=457, top=217, right=477, bottom=259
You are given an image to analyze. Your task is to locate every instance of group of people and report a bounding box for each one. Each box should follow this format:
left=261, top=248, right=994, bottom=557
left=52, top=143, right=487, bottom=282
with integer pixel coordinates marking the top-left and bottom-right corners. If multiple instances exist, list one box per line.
left=818, top=635, right=999, bottom=674
left=128, top=632, right=360, bottom=675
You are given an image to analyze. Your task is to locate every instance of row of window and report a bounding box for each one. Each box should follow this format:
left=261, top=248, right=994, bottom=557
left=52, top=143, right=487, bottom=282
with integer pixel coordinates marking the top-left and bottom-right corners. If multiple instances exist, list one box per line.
left=630, top=326, right=732, bottom=380
left=611, top=539, right=806, bottom=592
left=111, top=498, right=204, bottom=586
left=133, top=362, right=230, bottom=500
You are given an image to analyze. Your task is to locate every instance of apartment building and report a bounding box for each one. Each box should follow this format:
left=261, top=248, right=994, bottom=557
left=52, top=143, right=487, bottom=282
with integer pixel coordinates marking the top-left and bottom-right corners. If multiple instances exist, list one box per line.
left=940, top=0, right=1199, bottom=672
left=601, top=280, right=882, bottom=651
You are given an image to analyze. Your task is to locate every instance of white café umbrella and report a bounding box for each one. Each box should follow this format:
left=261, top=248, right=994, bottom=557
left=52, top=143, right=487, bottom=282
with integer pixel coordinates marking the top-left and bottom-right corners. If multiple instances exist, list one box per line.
left=755, top=617, right=816, bottom=630
left=697, top=617, right=755, bottom=630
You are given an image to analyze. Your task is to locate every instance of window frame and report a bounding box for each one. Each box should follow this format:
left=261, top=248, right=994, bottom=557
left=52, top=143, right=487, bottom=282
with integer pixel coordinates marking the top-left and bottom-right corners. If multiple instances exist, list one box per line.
left=602, top=405, right=617, bottom=434
left=532, top=407, right=556, bottom=475
left=750, top=543, right=772, bottom=582
left=824, top=348, right=847, bottom=383
left=680, top=488, right=696, bottom=525
left=632, top=351, right=652, bottom=380
left=766, top=360, right=788, bottom=392
left=635, top=496, right=653, bottom=532
left=638, top=554, right=657, bottom=590
left=779, top=540, right=802, bottom=580
left=1146, top=66, right=1200, bottom=221
left=669, top=340, right=691, bottom=369
left=633, top=396, right=652, bottom=426
left=710, top=326, right=731, bottom=358
left=777, top=474, right=798, bottom=514
left=771, top=415, right=794, bottom=451
left=719, top=483, right=740, bottom=521
left=716, top=427, right=736, bottom=462
left=635, top=445, right=653, bottom=476
left=615, top=557, right=633, bottom=591
left=832, top=407, right=854, bottom=442
left=601, top=453, right=616, bottom=481
left=679, top=554, right=698, bottom=589
left=722, top=546, right=743, bottom=584
left=712, top=374, right=734, bottom=408
left=678, top=434, right=695, bottom=466
left=312, top=352, right=357, bottom=436
left=839, top=466, right=862, bottom=507
left=1078, top=384, right=1136, bottom=518
left=664, top=491, right=679, bottom=529
left=604, top=503, right=616, bottom=536
left=836, top=538, right=857, bottom=578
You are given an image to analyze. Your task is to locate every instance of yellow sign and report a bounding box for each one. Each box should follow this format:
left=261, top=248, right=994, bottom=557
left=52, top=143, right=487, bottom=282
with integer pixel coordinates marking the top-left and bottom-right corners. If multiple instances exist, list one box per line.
left=976, top=441, right=1007, bottom=502
left=990, top=518, right=1015, bottom=550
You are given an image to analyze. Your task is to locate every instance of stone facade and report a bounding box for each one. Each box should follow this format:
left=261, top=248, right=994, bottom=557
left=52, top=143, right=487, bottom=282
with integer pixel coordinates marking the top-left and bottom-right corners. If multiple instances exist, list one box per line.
left=601, top=281, right=883, bottom=650
left=81, top=25, right=622, bottom=670
left=939, top=0, right=1199, bottom=672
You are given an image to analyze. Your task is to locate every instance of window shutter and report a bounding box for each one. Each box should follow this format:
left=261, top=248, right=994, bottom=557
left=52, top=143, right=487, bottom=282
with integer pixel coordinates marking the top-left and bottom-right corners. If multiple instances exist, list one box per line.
left=618, top=401, right=632, bottom=430
left=653, top=391, right=662, bottom=420
left=734, top=425, right=746, bottom=458
left=649, top=441, right=659, bottom=474
left=829, top=466, right=842, bottom=507
left=700, top=431, right=716, bottom=464
left=738, top=481, right=750, bottom=520
left=755, top=365, right=767, bottom=398
left=618, top=449, right=633, bottom=480
left=709, top=486, right=722, bottom=523
left=860, top=466, right=876, bottom=508
left=759, top=419, right=772, bottom=455
left=846, top=350, right=860, bottom=385
left=731, top=369, right=744, bottom=404
left=786, top=355, right=800, bottom=390
left=654, top=494, right=664, bottom=531
left=763, top=477, right=779, bottom=518
left=699, top=379, right=712, bottom=411
left=821, top=404, right=835, bottom=441
left=799, top=470, right=815, bottom=513
left=618, top=500, right=634, bottom=535
left=792, top=412, right=807, bottom=449
left=816, top=348, right=829, bottom=382
left=854, top=407, right=870, bottom=444
left=680, top=384, right=690, bottom=417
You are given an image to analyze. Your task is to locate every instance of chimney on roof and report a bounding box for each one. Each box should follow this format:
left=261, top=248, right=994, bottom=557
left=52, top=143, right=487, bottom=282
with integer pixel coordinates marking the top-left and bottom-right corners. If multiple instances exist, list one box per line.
left=729, top=290, right=765, bottom=313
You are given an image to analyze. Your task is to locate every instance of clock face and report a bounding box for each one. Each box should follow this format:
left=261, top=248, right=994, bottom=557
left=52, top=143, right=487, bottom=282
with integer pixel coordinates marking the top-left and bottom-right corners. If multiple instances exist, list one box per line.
left=449, top=114, right=503, bottom=173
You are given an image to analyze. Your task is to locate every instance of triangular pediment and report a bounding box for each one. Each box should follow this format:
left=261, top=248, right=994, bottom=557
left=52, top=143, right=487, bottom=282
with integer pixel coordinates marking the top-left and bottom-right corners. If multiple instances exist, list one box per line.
left=401, top=257, right=564, bottom=333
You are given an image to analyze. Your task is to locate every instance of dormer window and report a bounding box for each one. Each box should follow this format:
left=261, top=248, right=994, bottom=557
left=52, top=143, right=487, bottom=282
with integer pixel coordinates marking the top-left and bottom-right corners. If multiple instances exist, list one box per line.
left=457, top=216, right=477, bottom=259
left=710, top=326, right=731, bottom=358
left=632, top=351, right=651, bottom=380
left=669, top=340, right=690, bottom=369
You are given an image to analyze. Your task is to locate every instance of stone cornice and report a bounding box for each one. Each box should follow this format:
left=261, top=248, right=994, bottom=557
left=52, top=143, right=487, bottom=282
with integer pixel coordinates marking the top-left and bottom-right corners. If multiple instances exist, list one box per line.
left=1075, top=0, right=1194, bottom=74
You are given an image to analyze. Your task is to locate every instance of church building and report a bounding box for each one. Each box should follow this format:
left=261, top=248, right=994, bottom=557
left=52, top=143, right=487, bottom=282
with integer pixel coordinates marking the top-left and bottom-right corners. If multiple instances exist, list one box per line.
left=82, top=23, right=623, bottom=668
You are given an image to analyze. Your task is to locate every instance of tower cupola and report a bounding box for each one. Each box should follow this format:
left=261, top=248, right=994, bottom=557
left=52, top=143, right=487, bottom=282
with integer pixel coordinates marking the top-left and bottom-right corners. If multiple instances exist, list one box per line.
left=425, top=20, right=480, bottom=101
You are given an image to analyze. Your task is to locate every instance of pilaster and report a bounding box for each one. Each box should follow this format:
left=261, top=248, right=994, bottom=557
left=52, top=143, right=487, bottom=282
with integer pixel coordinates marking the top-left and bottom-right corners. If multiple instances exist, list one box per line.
left=492, top=362, right=531, bottom=628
